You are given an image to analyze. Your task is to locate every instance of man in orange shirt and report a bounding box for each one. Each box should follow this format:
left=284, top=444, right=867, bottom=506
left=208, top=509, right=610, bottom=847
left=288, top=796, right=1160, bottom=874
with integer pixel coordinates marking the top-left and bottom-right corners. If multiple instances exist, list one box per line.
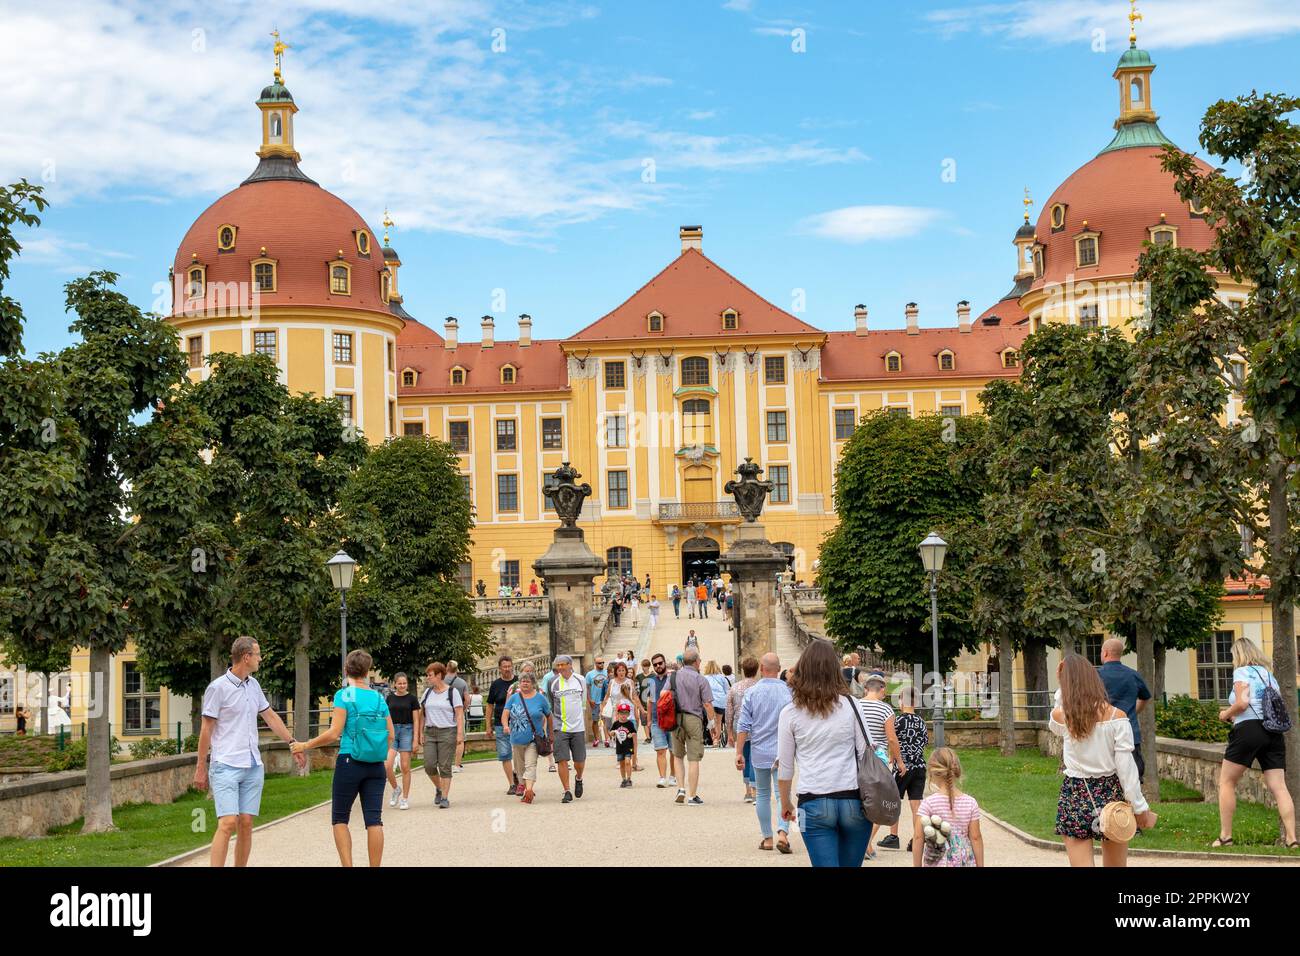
left=695, top=582, right=709, bottom=618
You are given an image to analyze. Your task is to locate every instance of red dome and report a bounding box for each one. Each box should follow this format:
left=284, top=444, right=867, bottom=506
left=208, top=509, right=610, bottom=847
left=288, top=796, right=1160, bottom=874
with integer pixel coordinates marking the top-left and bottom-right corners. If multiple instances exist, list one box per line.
left=172, top=179, right=390, bottom=317
left=1029, top=147, right=1217, bottom=291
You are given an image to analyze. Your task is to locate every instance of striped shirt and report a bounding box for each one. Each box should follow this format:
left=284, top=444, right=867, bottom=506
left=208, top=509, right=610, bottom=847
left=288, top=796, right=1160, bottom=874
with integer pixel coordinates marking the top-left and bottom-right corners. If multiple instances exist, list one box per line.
left=856, top=698, right=895, bottom=750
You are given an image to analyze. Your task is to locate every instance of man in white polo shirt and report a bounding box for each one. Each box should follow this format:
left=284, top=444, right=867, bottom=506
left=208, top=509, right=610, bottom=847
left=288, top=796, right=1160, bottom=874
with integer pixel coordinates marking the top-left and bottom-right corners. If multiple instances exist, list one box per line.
left=194, top=636, right=301, bottom=867
left=549, top=655, right=588, bottom=804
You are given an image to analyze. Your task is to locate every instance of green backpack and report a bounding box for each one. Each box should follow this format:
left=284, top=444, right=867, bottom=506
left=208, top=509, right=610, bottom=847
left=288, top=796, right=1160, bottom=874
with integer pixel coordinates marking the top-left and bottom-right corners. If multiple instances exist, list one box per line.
left=340, top=686, right=390, bottom=762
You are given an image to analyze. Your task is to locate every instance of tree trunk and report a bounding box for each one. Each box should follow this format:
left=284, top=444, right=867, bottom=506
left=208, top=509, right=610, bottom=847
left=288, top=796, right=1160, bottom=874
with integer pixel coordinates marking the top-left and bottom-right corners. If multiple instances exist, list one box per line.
left=1134, top=622, right=1159, bottom=805
left=1268, top=461, right=1300, bottom=838
left=1153, top=642, right=1166, bottom=707
left=293, top=611, right=312, bottom=777
left=998, top=631, right=1016, bottom=756
left=81, top=645, right=115, bottom=833
left=190, top=696, right=202, bottom=742
left=1021, top=641, right=1050, bottom=721
left=210, top=641, right=224, bottom=680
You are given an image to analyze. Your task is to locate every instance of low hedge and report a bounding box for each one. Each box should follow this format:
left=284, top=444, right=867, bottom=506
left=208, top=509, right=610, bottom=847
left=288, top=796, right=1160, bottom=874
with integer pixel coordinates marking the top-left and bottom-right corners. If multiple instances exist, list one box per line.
left=1155, top=695, right=1230, bottom=743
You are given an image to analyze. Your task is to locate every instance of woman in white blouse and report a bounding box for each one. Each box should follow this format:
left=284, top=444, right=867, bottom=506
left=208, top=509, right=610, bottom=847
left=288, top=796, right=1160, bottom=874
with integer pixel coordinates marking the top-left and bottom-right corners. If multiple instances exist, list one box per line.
left=1051, top=654, right=1158, bottom=866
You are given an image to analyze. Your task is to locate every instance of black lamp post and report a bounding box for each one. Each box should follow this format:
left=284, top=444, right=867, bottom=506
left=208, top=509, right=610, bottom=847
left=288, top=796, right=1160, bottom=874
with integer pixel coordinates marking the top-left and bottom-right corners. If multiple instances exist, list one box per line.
left=918, top=531, right=948, bottom=748
left=326, top=550, right=357, bottom=680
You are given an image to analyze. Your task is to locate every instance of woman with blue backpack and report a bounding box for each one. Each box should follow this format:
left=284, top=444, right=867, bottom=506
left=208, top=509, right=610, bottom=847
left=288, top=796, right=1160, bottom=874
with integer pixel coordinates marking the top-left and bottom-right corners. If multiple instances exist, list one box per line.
left=1213, top=637, right=1297, bottom=849
left=292, top=649, right=394, bottom=866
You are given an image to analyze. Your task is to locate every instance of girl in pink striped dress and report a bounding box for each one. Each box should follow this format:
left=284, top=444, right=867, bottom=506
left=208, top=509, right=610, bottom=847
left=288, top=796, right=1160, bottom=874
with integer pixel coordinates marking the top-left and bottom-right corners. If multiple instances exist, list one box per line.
left=912, top=748, right=984, bottom=867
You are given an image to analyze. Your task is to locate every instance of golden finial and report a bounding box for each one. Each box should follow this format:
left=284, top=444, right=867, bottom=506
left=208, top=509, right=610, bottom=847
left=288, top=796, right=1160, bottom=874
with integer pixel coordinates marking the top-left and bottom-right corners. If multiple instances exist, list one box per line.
left=382, top=209, right=395, bottom=246
left=271, top=29, right=291, bottom=83
left=1023, top=187, right=1033, bottom=223
left=1128, top=0, right=1142, bottom=46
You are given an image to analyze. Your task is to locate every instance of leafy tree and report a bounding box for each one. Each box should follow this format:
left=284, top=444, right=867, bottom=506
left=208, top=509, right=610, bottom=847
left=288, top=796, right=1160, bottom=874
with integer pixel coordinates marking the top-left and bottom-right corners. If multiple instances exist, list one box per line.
left=819, top=411, right=987, bottom=673
left=342, top=436, right=490, bottom=679
left=1160, top=92, right=1300, bottom=813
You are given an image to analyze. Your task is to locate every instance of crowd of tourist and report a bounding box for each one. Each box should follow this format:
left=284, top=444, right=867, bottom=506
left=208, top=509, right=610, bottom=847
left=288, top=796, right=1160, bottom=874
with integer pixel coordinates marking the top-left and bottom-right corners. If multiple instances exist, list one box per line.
left=195, top=623, right=1296, bottom=868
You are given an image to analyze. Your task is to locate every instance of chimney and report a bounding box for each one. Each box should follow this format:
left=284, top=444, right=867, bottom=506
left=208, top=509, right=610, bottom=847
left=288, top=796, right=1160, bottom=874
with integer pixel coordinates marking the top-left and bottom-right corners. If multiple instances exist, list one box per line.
left=518, top=313, right=532, bottom=348
left=679, top=225, right=703, bottom=253
left=481, top=315, right=495, bottom=349
left=905, top=302, right=920, bottom=335
left=957, top=300, right=972, bottom=333
left=854, top=304, right=869, bottom=337
left=444, top=316, right=458, bottom=350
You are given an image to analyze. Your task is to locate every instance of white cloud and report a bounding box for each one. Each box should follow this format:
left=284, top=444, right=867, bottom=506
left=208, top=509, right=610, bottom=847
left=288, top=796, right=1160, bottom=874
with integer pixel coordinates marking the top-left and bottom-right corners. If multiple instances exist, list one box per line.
left=926, top=1, right=1300, bottom=48
left=603, top=120, right=865, bottom=171
left=722, top=0, right=754, bottom=11
left=16, top=230, right=134, bottom=275
left=687, top=109, right=718, bottom=121
left=799, top=206, right=943, bottom=242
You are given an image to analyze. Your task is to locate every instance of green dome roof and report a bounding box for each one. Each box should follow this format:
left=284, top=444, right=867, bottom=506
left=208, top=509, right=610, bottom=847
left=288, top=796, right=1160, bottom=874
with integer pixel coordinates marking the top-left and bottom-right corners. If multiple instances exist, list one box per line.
left=1099, top=119, right=1176, bottom=155
left=1116, top=45, right=1153, bottom=69
left=258, top=81, right=295, bottom=104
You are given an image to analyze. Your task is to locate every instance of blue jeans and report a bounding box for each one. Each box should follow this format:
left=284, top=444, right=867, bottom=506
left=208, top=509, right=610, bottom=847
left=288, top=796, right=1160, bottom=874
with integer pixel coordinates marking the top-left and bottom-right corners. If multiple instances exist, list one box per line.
left=798, top=796, right=872, bottom=867
left=493, top=725, right=512, bottom=761
left=742, top=741, right=755, bottom=786
left=752, top=766, right=788, bottom=840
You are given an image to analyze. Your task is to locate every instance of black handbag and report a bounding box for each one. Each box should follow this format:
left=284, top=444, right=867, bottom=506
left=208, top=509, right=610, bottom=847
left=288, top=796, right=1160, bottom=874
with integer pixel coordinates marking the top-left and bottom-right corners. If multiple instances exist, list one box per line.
left=520, top=694, right=553, bottom=757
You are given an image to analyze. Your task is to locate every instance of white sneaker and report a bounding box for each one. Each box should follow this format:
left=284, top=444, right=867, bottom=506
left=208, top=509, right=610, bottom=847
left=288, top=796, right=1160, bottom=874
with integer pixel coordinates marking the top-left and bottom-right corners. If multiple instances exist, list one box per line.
left=399, top=798, right=409, bottom=810
left=452, top=765, right=463, bottom=774
left=668, top=775, right=678, bottom=786
left=389, top=788, right=399, bottom=807
left=657, top=777, right=667, bottom=788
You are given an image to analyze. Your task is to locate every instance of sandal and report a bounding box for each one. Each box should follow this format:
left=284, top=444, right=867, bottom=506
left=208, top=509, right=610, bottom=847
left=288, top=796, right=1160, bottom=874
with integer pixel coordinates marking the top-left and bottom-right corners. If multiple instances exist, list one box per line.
left=1286, top=841, right=1300, bottom=849
left=759, top=839, right=773, bottom=851
left=1210, top=837, right=1233, bottom=848
left=776, top=837, right=792, bottom=854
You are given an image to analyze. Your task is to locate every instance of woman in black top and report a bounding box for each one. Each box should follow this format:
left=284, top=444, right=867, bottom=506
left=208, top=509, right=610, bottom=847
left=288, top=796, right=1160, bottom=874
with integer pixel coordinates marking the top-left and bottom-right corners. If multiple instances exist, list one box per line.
left=15, top=706, right=26, bottom=737
left=384, top=673, right=420, bottom=810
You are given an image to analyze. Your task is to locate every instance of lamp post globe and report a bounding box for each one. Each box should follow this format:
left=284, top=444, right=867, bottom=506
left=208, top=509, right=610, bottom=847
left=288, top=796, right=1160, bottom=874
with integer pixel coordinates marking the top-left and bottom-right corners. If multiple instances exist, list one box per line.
left=918, top=532, right=948, bottom=574
left=918, top=531, right=948, bottom=747
left=326, top=550, right=357, bottom=680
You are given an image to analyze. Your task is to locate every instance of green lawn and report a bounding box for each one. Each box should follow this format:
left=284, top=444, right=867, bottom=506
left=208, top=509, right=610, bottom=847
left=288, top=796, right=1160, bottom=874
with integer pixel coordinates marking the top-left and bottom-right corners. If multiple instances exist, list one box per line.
left=959, top=747, right=1300, bottom=857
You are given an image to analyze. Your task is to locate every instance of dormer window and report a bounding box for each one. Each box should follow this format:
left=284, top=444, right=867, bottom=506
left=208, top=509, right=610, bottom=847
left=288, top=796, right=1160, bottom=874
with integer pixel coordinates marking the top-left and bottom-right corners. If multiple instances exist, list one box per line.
left=885, top=351, right=901, bottom=373
left=501, top=364, right=517, bottom=385
left=381, top=270, right=391, bottom=301
left=1150, top=226, right=1177, bottom=247
left=647, top=311, right=664, bottom=333
left=450, top=366, right=466, bottom=386
left=1075, top=233, right=1099, bottom=268
left=187, top=265, right=206, bottom=300
left=938, top=350, right=954, bottom=371
left=1032, top=247, right=1044, bottom=278
left=355, top=230, right=370, bottom=256
left=1050, top=204, right=1066, bottom=231
left=218, top=225, right=237, bottom=251
left=251, top=257, right=277, bottom=293
left=330, top=262, right=351, bottom=295
left=401, top=369, right=417, bottom=387
left=721, top=308, right=739, bottom=331
left=1189, top=196, right=1209, bottom=218
left=1002, top=349, right=1020, bottom=368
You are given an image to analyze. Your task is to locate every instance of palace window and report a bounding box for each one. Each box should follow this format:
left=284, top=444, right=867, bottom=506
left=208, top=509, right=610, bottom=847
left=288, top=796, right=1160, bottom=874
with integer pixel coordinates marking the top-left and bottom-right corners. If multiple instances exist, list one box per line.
left=402, top=421, right=424, bottom=436
left=218, top=225, right=237, bottom=251
left=382, top=271, right=390, bottom=301
left=187, top=266, right=206, bottom=300
left=450, top=366, right=466, bottom=386
left=607, top=470, right=630, bottom=509
left=1078, top=304, right=1100, bottom=329
left=938, top=350, right=955, bottom=371
left=187, top=335, right=203, bottom=370
left=1151, top=227, right=1177, bottom=247
left=1050, top=204, right=1066, bottom=231
left=448, top=420, right=470, bottom=452
left=764, top=355, right=786, bottom=384
left=834, top=408, right=856, bottom=440
left=387, top=341, right=394, bottom=372
left=1082, top=634, right=1104, bottom=667
left=402, top=370, right=416, bottom=387
left=331, top=263, right=351, bottom=295
left=606, top=546, right=633, bottom=577
left=496, top=418, right=517, bottom=451
left=886, top=407, right=910, bottom=418
left=253, top=260, right=276, bottom=292
left=722, top=308, right=739, bottom=330
left=647, top=311, right=664, bottom=333
left=605, top=414, right=628, bottom=449
left=253, top=330, right=277, bottom=359
left=501, top=365, right=516, bottom=385
left=770, top=465, right=790, bottom=504
left=542, top=417, right=563, bottom=450
left=886, top=352, right=901, bottom=373
left=1197, top=630, right=1234, bottom=702
left=605, top=360, right=626, bottom=389
left=941, top=405, right=962, bottom=418
left=356, top=230, right=370, bottom=255
left=388, top=401, right=395, bottom=436
left=1032, top=248, right=1044, bottom=278
left=766, top=411, right=788, bottom=443
left=543, top=472, right=559, bottom=512
left=681, top=356, right=709, bottom=386
left=1002, top=349, right=1020, bottom=368
left=122, top=661, right=161, bottom=735
left=336, top=394, right=354, bottom=425
left=1076, top=236, right=1099, bottom=268
left=499, top=559, right=520, bottom=590
left=497, top=474, right=519, bottom=513
left=682, top=398, right=710, bottom=415
left=458, top=562, right=473, bottom=594
left=333, top=332, right=353, bottom=364
left=460, top=474, right=472, bottom=501
left=0, top=673, right=12, bottom=716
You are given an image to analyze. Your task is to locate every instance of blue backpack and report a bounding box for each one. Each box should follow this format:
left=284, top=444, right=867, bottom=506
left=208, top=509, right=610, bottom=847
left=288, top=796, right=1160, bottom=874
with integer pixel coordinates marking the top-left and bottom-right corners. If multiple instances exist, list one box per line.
left=340, top=686, right=390, bottom=762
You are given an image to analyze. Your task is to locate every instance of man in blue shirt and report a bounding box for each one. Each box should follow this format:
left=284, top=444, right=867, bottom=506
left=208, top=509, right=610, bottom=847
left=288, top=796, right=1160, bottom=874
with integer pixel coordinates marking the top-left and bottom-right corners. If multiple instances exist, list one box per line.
left=585, top=658, right=610, bottom=748
left=1098, top=638, right=1152, bottom=781
left=733, top=652, right=794, bottom=852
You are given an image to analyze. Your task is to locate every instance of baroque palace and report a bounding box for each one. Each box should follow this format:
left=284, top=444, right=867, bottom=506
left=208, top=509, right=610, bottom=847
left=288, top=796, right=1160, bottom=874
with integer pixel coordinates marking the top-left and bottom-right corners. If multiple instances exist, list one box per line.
left=0, top=15, right=1272, bottom=737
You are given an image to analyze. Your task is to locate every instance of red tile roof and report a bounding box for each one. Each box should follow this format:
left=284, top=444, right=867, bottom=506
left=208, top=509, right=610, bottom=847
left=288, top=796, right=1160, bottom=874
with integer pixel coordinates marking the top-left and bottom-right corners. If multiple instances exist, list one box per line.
left=820, top=323, right=1029, bottom=383
left=397, top=338, right=569, bottom=396
left=173, top=180, right=392, bottom=318
left=568, top=248, right=821, bottom=342
left=978, top=294, right=1028, bottom=326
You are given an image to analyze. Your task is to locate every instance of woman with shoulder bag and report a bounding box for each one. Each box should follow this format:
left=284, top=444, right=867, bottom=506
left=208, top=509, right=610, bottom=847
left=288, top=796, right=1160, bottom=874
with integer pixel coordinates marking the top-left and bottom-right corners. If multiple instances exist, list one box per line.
left=502, top=672, right=552, bottom=804
left=1213, top=637, right=1297, bottom=848
left=1050, top=654, right=1157, bottom=867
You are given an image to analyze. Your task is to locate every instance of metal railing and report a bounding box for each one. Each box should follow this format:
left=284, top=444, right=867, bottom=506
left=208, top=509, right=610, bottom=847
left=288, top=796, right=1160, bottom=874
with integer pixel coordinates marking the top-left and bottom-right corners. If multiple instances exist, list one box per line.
left=657, top=501, right=740, bottom=521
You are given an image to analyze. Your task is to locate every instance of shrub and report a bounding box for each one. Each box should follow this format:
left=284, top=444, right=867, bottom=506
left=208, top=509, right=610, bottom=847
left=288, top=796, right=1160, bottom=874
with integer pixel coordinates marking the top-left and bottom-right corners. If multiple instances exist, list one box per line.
left=128, top=737, right=181, bottom=761
left=1155, top=695, right=1230, bottom=743
left=182, top=733, right=199, bottom=753
left=44, top=736, right=122, bottom=772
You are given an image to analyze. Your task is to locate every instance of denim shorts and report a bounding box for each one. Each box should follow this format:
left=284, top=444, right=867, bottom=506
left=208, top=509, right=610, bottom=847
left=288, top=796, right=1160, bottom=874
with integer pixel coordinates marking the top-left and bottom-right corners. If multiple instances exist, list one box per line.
left=210, top=760, right=265, bottom=817
left=650, top=720, right=673, bottom=751
left=494, top=725, right=512, bottom=761
left=392, top=723, right=414, bottom=753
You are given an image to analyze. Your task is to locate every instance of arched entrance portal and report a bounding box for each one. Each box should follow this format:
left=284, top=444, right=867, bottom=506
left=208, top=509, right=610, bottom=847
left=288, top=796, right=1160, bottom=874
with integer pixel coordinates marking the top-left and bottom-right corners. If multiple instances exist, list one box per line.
left=681, top=535, right=720, bottom=585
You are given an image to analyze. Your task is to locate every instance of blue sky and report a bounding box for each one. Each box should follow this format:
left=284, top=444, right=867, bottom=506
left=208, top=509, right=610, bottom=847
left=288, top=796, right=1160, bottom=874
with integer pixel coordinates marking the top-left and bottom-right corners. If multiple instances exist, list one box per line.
left=3, top=0, right=1299, bottom=354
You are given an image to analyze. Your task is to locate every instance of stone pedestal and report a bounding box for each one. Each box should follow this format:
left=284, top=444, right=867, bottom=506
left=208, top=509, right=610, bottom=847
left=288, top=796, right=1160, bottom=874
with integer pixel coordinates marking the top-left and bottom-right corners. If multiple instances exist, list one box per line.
left=533, top=526, right=606, bottom=672
left=718, top=522, right=790, bottom=663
